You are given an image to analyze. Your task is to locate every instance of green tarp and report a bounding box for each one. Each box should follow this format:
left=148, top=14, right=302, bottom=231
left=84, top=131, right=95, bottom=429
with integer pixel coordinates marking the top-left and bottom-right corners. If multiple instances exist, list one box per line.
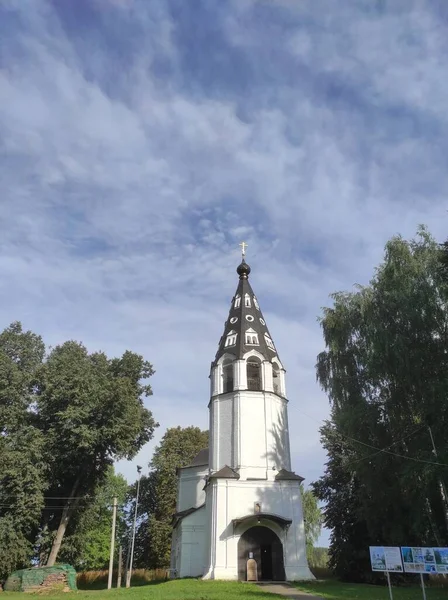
left=4, top=564, right=77, bottom=592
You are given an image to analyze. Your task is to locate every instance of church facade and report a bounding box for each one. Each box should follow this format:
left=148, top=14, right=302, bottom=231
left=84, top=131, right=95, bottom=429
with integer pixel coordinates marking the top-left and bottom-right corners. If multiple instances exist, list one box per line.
left=170, top=255, right=314, bottom=581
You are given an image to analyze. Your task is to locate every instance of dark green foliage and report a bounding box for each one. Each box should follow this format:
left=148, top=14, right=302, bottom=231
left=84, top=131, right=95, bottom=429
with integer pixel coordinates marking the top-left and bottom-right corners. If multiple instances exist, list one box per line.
left=314, top=228, right=448, bottom=581
left=37, top=341, right=157, bottom=565
left=128, top=426, right=209, bottom=568
left=0, top=322, right=157, bottom=577
left=0, top=323, right=47, bottom=580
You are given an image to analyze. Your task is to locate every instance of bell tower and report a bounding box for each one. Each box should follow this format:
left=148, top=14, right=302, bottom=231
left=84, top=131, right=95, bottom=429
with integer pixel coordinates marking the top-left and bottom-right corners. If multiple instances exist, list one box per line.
left=209, top=253, right=290, bottom=481
left=202, top=245, right=314, bottom=581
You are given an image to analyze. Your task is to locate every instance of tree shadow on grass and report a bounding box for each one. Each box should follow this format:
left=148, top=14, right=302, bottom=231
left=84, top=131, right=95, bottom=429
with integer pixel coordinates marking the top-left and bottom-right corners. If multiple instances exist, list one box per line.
left=77, top=573, right=168, bottom=590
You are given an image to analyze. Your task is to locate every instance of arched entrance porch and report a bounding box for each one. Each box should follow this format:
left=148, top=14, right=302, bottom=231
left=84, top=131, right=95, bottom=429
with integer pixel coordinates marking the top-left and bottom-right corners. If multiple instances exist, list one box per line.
left=237, top=526, right=285, bottom=581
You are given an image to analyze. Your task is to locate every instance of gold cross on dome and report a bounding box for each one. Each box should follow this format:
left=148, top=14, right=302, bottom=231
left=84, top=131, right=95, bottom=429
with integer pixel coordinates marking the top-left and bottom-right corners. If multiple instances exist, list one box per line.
left=239, top=241, right=248, bottom=258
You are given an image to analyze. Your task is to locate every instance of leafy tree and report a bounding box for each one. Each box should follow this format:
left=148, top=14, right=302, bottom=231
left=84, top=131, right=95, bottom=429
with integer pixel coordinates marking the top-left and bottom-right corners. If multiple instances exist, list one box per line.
left=57, top=467, right=128, bottom=570
left=35, top=343, right=158, bottom=566
left=309, top=547, right=329, bottom=569
left=312, top=422, right=372, bottom=581
left=0, top=323, right=46, bottom=580
left=300, top=484, right=323, bottom=562
left=0, top=322, right=157, bottom=577
left=314, top=228, right=448, bottom=581
left=128, top=426, right=208, bottom=568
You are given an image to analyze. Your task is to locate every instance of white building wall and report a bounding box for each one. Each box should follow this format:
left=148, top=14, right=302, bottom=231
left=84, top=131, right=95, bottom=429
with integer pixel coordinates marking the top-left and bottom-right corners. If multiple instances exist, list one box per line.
left=262, top=360, right=274, bottom=392
left=217, top=396, right=233, bottom=469
left=209, top=390, right=289, bottom=478
left=234, top=359, right=247, bottom=390
left=177, top=465, right=207, bottom=512
left=266, top=395, right=291, bottom=472
left=238, top=393, right=267, bottom=480
left=176, top=508, right=207, bottom=578
left=203, top=477, right=313, bottom=581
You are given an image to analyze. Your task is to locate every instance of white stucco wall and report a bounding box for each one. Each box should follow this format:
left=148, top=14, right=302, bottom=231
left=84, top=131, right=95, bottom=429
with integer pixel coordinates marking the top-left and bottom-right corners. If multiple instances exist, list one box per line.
left=209, top=390, right=289, bottom=479
left=203, top=478, right=313, bottom=581
left=173, top=506, right=207, bottom=578
left=177, top=465, right=208, bottom=512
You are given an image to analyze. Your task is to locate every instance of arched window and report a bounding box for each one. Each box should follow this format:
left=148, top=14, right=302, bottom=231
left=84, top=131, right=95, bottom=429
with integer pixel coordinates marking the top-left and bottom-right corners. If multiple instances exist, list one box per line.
left=222, top=360, right=234, bottom=393
left=244, top=293, right=251, bottom=308
left=225, top=330, right=237, bottom=347
left=245, top=328, right=259, bottom=345
left=234, top=295, right=241, bottom=308
left=247, top=357, right=261, bottom=391
left=272, top=363, right=281, bottom=395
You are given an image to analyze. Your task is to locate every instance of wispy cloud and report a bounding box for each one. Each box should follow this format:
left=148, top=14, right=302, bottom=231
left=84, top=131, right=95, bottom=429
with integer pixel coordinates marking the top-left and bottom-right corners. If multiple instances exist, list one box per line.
left=1, top=0, right=448, bottom=545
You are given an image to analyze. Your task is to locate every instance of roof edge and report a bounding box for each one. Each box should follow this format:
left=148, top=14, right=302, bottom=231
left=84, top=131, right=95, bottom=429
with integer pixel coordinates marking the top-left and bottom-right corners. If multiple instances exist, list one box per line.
left=275, top=469, right=304, bottom=482
left=172, top=503, right=205, bottom=527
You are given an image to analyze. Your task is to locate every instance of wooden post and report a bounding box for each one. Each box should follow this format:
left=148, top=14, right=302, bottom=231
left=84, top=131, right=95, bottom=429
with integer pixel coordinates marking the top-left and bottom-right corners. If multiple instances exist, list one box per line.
left=420, top=573, right=427, bottom=600
left=386, top=571, right=393, bottom=600
left=107, top=497, right=117, bottom=590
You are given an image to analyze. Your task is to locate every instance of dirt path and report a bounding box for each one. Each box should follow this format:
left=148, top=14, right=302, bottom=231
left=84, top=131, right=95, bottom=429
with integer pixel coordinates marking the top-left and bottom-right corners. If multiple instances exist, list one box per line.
left=256, top=582, right=323, bottom=600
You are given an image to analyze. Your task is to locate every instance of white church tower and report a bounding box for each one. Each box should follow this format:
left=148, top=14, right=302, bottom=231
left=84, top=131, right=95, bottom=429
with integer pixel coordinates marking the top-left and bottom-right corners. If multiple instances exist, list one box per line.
left=171, top=247, right=314, bottom=582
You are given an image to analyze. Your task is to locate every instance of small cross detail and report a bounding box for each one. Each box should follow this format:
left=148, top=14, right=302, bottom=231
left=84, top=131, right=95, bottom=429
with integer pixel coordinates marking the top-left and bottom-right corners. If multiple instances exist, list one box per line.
left=239, top=241, right=248, bottom=258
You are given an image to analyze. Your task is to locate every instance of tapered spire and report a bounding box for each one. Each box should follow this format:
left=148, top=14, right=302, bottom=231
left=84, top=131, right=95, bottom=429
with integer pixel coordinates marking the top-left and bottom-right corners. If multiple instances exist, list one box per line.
left=213, top=249, right=279, bottom=365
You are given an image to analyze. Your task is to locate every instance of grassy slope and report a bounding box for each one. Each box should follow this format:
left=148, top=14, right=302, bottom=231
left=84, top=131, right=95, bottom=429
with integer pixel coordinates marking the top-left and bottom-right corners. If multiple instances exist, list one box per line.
left=3, top=579, right=447, bottom=600
left=295, top=580, right=447, bottom=600
left=2, top=580, right=279, bottom=600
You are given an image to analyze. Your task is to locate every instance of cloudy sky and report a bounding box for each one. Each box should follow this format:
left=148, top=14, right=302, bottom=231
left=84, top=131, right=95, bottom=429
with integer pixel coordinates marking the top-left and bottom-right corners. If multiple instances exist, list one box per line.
left=2, top=0, right=448, bottom=546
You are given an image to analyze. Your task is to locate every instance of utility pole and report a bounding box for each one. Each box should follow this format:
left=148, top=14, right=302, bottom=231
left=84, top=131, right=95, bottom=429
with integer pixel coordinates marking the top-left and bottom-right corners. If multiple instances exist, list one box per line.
left=126, top=465, right=142, bottom=588
left=107, top=497, right=118, bottom=590
left=117, top=545, right=123, bottom=588
left=428, top=426, right=448, bottom=531
left=124, top=538, right=131, bottom=588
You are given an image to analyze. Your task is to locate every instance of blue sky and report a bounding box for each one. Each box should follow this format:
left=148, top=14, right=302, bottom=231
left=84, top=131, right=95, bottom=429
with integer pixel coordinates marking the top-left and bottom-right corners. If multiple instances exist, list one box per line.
left=1, top=0, right=448, bottom=547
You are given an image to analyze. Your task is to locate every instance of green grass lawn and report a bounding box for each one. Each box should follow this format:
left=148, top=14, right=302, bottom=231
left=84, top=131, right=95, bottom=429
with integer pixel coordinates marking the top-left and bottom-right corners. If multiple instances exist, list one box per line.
left=2, top=579, right=448, bottom=600
left=2, top=580, right=280, bottom=600
left=295, top=579, right=448, bottom=600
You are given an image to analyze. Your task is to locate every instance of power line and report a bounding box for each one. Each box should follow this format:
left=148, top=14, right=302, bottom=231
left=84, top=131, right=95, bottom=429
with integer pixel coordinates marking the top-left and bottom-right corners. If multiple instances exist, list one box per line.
left=343, top=425, right=427, bottom=469
left=294, top=406, right=448, bottom=468
left=43, top=497, right=94, bottom=500
left=346, top=438, right=448, bottom=467
left=0, top=502, right=123, bottom=509
left=0, top=504, right=123, bottom=510
left=0, top=505, right=90, bottom=510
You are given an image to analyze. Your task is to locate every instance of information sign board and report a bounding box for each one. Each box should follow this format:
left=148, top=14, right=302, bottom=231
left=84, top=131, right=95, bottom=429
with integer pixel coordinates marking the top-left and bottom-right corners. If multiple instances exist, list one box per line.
left=369, top=547, right=403, bottom=572
left=401, top=547, right=448, bottom=574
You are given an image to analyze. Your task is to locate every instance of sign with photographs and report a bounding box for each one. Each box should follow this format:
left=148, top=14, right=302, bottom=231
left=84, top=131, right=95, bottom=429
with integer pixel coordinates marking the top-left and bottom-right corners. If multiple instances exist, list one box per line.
left=401, top=547, right=448, bottom=574
left=370, top=546, right=448, bottom=575
left=369, top=547, right=404, bottom=572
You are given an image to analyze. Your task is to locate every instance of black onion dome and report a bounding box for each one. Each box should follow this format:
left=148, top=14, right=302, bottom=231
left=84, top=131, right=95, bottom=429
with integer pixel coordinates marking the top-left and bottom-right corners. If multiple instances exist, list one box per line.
left=237, top=259, right=251, bottom=279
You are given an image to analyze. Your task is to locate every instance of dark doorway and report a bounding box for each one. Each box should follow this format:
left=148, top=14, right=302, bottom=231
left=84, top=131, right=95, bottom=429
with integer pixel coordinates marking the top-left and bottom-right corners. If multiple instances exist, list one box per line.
left=261, top=545, right=273, bottom=580
left=237, top=526, right=285, bottom=581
